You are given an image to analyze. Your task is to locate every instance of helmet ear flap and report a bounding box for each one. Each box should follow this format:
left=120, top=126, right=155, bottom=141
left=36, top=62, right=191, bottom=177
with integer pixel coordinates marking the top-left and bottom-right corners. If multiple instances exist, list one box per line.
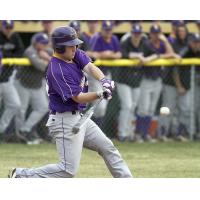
left=55, top=46, right=65, bottom=54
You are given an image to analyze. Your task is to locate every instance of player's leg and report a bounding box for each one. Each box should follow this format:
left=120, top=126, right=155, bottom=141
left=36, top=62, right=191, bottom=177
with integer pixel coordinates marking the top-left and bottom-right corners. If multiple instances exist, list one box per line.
left=14, top=80, right=30, bottom=135
left=157, top=85, right=177, bottom=138
left=83, top=119, right=133, bottom=178
left=0, top=81, right=21, bottom=133
left=20, top=87, right=48, bottom=133
left=137, top=78, right=152, bottom=139
left=14, top=113, right=85, bottom=178
left=178, top=89, right=191, bottom=138
left=149, top=78, right=162, bottom=116
left=129, top=86, right=141, bottom=140
left=116, top=83, right=133, bottom=141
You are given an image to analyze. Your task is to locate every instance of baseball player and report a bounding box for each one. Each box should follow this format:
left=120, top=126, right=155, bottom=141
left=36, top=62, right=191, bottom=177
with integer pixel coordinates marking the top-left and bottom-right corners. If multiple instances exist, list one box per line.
left=173, top=33, right=200, bottom=140
left=0, top=20, right=24, bottom=140
left=15, top=32, right=50, bottom=144
left=158, top=24, right=189, bottom=141
left=137, top=24, right=179, bottom=142
left=8, top=26, right=132, bottom=178
left=88, top=20, right=122, bottom=126
left=117, top=24, right=145, bottom=142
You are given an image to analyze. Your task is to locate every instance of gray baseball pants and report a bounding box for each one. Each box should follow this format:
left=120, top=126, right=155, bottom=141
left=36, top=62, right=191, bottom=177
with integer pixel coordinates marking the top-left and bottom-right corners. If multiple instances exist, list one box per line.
left=15, top=80, right=48, bottom=133
left=117, top=83, right=141, bottom=138
left=158, top=85, right=192, bottom=136
left=0, top=80, right=21, bottom=133
left=15, top=112, right=132, bottom=178
left=138, top=78, right=162, bottom=116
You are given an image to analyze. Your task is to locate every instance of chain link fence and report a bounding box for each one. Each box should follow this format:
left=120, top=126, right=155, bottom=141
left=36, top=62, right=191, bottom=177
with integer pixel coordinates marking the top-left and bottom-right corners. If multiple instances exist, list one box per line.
left=1, top=21, right=200, bottom=143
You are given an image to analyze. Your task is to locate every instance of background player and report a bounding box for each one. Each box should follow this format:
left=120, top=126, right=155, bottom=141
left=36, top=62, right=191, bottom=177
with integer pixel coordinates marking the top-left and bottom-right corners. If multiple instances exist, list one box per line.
left=9, top=26, right=132, bottom=178
left=0, top=20, right=24, bottom=141
left=89, top=20, right=122, bottom=126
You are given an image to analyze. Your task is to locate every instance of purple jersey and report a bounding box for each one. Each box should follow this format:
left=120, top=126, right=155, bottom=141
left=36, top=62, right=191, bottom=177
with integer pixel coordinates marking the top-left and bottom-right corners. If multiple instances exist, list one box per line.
left=46, top=49, right=91, bottom=113
left=143, top=40, right=166, bottom=79
left=90, top=33, right=121, bottom=73
left=90, top=33, right=121, bottom=52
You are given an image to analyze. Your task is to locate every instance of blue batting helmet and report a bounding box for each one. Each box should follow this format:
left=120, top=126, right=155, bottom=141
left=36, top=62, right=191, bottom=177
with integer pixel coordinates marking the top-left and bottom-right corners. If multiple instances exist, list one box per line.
left=51, top=26, right=83, bottom=53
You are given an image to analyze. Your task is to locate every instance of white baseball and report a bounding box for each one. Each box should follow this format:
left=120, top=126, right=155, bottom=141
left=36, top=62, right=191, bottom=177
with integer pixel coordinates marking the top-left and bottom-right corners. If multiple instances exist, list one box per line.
left=160, top=107, right=170, bottom=115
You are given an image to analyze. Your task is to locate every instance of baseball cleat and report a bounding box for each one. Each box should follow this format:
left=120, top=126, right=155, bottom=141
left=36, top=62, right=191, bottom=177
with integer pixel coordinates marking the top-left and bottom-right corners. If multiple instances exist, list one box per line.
left=8, top=168, right=17, bottom=178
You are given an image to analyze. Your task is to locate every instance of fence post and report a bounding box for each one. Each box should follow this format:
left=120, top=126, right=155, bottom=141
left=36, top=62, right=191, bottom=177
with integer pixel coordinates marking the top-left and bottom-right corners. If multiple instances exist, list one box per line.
left=190, top=65, right=195, bottom=140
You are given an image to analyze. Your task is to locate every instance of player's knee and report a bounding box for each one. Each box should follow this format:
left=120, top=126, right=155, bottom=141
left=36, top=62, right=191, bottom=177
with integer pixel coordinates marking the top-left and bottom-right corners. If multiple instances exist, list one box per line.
left=7, top=99, right=21, bottom=111
left=121, top=101, right=133, bottom=111
left=98, top=138, right=116, bottom=155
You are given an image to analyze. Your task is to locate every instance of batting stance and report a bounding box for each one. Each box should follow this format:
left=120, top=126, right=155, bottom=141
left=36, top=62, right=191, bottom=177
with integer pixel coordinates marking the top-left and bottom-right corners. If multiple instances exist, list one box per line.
left=9, top=26, right=132, bottom=178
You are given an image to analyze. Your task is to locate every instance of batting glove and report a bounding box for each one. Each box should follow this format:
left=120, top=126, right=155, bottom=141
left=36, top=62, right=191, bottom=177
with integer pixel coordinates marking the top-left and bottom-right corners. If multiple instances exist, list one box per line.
left=97, top=88, right=112, bottom=100
left=100, top=77, right=115, bottom=91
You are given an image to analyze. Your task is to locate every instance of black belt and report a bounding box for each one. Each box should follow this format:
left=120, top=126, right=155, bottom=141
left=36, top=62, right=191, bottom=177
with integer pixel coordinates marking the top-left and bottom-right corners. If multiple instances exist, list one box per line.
left=49, top=110, right=80, bottom=115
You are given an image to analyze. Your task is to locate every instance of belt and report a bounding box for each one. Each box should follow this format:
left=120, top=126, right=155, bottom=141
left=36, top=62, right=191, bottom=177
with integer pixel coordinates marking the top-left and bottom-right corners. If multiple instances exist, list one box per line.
left=49, top=110, right=80, bottom=115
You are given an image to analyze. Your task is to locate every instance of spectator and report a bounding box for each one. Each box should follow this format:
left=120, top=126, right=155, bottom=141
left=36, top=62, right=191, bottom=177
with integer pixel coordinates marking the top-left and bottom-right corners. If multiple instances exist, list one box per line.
left=137, top=24, right=179, bottom=142
left=0, top=20, right=24, bottom=141
left=174, top=33, right=200, bottom=140
left=15, top=32, right=50, bottom=144
left=158, top=24, right=189, bottom=141
left=117, top=24, right=145, bottom=142
left=89, top=20, right=122, bottom=127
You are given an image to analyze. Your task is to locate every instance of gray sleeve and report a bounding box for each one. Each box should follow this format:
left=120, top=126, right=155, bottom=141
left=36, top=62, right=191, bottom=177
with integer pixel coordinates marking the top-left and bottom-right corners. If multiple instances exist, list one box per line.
left=24, top=48, right=47, bottom=72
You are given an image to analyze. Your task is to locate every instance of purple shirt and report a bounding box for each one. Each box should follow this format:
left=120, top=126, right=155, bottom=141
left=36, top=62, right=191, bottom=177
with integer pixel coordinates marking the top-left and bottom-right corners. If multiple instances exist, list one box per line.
left=90, top=33, right=121, bottom=52
left=46, top=49, right=90, bottom=112
left=90, top=33, right=121, bottom=73
left=143, top=40, right=166, bottom=79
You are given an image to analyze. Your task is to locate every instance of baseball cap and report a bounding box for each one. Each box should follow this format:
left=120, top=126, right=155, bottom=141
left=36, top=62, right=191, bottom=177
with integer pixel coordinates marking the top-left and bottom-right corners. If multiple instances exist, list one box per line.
left=171, top=20, right=185, bottom=26
left=190, top=33, right=200, bottom=42
left=102, top=21, right=114, bottom=30
left=69, top=21, right=81, bottom=32
left=32, top=32, right=49, bottom=44
left=150, top=24, right=161, bottom=33
left=132, top=24, right=142, bottom=33
left=2, top=20, right=14, bottom=29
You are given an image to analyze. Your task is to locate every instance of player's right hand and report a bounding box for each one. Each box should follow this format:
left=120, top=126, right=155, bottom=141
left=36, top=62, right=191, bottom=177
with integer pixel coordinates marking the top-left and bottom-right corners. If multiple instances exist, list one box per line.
left=97, top=88, right=112, bottom=100
left=100, top=77, right=115, bottom=91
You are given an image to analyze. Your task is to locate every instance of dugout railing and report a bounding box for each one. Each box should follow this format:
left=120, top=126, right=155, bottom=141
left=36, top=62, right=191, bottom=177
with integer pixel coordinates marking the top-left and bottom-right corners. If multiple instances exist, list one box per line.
left=2, top=58, right=200, bottom=140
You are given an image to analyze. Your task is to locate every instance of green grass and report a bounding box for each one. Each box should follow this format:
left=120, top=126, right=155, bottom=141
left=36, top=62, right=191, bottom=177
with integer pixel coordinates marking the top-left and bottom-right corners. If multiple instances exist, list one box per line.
left=0, top=140, right=200, bottom=178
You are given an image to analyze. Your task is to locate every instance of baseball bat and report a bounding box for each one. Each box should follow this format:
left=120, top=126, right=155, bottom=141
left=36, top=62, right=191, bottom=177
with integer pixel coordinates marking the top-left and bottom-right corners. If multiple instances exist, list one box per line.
left=72, top=99, right=102, bottom=134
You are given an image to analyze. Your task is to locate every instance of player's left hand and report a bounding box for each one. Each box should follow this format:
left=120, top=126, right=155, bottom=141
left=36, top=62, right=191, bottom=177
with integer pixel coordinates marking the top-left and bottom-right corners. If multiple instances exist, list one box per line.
left=97, top=88, right=112, bottom=100
left=100, top=77, right=115, bottom=91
